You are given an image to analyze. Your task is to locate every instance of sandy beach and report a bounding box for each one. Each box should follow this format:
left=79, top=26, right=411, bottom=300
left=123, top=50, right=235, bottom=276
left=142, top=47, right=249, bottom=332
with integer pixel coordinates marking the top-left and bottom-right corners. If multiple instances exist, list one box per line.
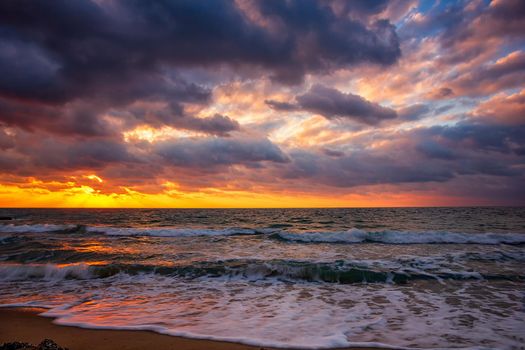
left=0, top=308, right=379, bottom=350
left=0, top=307, right=274, bottom=350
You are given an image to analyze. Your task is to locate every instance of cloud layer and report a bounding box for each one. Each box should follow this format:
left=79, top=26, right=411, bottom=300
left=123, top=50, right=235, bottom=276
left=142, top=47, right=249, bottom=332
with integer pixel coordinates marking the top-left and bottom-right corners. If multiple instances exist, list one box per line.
left=0, top=0, right=523, bottom=206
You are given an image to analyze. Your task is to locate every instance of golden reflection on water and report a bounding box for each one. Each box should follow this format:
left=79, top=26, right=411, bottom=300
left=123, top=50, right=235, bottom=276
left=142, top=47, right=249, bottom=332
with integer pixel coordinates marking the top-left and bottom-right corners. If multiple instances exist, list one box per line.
left=64, top=240, right=132, bottom=255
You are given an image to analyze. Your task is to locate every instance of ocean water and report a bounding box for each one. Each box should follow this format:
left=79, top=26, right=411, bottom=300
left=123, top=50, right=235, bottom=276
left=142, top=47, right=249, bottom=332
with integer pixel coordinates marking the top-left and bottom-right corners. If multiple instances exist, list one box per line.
left=0, top=207, right=524, bottom=349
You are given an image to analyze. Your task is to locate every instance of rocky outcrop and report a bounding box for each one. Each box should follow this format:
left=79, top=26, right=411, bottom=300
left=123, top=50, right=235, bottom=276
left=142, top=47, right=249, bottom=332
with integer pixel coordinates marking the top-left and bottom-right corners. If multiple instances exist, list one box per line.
left=0, top=339, right=68, bottom=350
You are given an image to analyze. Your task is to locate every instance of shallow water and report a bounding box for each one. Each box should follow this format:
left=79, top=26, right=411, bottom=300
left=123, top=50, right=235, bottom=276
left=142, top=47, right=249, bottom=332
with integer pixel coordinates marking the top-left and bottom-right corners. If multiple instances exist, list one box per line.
left=0, top=207, right=524, bottom=349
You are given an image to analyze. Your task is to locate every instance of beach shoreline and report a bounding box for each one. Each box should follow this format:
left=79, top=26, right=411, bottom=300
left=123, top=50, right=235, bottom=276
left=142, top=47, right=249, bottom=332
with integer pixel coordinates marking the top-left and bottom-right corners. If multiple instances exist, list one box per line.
left=0, top=307, right=380, bottom=350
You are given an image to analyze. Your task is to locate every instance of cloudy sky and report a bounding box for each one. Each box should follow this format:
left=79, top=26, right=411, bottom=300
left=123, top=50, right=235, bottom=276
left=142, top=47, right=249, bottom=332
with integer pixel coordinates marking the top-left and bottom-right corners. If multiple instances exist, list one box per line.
left=0, top=0, right=524, bottom=207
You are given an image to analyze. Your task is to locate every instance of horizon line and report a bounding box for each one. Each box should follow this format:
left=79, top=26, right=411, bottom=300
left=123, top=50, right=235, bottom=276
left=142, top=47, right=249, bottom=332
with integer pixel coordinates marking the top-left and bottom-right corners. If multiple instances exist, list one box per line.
left=1, top=205, right=523, bottom=210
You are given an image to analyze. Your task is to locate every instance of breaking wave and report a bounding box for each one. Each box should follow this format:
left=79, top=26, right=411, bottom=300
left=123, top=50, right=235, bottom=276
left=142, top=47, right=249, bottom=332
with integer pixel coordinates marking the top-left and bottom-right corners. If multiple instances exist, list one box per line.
left=1, top=259, right=523, bottom=284
left=0, top=224, right=271, bottom=237
left=274, top=228, right=525, bottom=245
left=0, top=224, right=83, bottom=234
left=2, top=223, right=524, bottom=245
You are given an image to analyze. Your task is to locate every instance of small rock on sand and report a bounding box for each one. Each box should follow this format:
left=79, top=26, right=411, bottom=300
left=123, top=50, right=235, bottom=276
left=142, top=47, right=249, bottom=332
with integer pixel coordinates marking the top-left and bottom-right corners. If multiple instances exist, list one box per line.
left=0, top=339, right=68, bottom=350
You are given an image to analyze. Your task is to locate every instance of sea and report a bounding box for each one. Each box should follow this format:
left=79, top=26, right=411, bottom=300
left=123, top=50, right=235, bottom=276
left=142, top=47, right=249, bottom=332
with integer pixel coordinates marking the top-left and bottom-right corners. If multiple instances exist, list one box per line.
left=0, top=207, right=524, bottom=349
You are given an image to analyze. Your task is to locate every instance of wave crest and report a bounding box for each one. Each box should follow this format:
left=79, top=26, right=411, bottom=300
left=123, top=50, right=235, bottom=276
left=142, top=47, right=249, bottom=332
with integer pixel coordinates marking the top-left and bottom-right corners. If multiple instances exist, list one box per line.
left=0, top=224, right=270, bottom=237
left=0, top=224, right=85, bottom=234
left=2, top=260, right=522, bottom=284
left=0, top=263, right=93, bottom=281
left=2, top=223, right=524, bottom=245
left=274, top=229, right=525, bottom=245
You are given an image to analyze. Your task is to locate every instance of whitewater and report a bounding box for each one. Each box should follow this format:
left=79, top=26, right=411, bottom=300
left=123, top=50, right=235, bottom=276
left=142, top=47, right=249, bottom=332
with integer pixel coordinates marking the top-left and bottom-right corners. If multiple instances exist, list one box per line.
left=0, top=207, right=524, bottom=349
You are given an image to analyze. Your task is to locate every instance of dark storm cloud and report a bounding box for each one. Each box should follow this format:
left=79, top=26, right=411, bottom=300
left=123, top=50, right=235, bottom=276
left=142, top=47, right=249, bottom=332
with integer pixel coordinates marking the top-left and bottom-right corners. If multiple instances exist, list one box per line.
left=155, top=137, right=289, bottom=168
left=123, top=103, right=240, bottom=136
left=253, top=0, right=400, bottom=82
left=396, top=122, right=525, bottom=178
left=0, top=0, right=400, bottom=101
left=296, top=85, right=397, bottom=125
left=0, top=98, right=114, bottom=137
left=283, top=149, right=455, bottom=188
left=266, top=85, right=398, bottom=125
left=0, top=153, right=20, bottom=171
left=0, top=33, right=61, bottom=102
left=280, top=121, right=525, bottom=188
left=398, top=104, right=430, bottom=121
left=0, top=127, right=292, bottom=182
left=0, top=74, right=232, bottom=137
left=265, top=100, right=299, bottom=112
left=0, top=0, right=401, bottom=137
left=0, top=78, right=213, bottom=137
left=0, top=129, right=139, bottom=176
left=415, top=140, right=457, bottom=161
left=173, top=114, right=240, bottom=136
left=418, top=123, right=525, bottom=156
left=32, top=138, right=137, bottom=170
left=402, top=122, right=525, bottom=176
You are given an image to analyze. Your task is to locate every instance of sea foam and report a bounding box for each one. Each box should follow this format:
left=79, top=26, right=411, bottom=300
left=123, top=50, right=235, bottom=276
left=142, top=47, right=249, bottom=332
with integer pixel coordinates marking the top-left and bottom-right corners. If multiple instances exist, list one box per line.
left=0, top=263, right=93, bottom=281
left=86, top=226, right=266, bottom=237
left=275, top=229, right=525, bottom=245
left=2, top=223, right=524, bottom=245
left=0, top=224, right=79, bottom=233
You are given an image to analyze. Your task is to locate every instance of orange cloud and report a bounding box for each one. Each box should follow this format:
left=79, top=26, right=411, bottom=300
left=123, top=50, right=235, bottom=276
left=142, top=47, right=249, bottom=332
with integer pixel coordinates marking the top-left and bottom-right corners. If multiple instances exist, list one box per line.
left=0, top=175, right=502, bottom=208
left=471, top=89, right=525, bottom=125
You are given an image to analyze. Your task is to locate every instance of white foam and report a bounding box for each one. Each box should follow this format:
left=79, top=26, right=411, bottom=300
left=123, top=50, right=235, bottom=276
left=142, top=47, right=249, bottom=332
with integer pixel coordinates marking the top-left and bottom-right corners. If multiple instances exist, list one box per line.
left=0, top=224, right=77, bottom=233
left=0, top=263, right=93, bottom=281
left=0, top=223, right=275, bottom=237
left=277, top=229, right=525, bottom=244
left=34, top=276, right=404, bottom=349
left=2, top=274, right=523, bottom=349
left=3, top=223, right=523, bottom=245
left=86, top=226, right=261, bottom=237
left=0, top=223, right=267, bottom=237
left=1, top=253, right=518, bottom=284
left=278, top=228, right=367, bottom=243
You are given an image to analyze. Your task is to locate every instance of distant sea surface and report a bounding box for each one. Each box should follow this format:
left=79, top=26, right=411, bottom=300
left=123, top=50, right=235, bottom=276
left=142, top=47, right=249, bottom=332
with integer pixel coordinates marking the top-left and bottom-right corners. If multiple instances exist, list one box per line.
left=0, top=207, right=524, bottom=349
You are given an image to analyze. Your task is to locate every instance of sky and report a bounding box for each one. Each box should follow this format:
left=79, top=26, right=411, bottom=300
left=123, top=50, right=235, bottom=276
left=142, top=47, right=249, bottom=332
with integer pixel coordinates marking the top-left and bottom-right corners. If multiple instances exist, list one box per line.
left=0, top=0, right=524, bottom=208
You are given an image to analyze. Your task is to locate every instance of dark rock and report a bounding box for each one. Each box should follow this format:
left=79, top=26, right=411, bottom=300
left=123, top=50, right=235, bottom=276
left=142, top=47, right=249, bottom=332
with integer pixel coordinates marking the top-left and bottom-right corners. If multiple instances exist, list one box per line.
left=37, top=339, right=68, bottom=350
left=0, top=340, right=68, bottom=350
left=0, top=216, right=13, bottom=220
left=0, top=341, right=34, bottom=350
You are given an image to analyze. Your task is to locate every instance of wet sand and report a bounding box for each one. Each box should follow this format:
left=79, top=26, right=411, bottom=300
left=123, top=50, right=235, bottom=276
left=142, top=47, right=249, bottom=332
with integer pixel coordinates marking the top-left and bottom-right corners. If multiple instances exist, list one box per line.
left=0, top=308, right=379, bottom=350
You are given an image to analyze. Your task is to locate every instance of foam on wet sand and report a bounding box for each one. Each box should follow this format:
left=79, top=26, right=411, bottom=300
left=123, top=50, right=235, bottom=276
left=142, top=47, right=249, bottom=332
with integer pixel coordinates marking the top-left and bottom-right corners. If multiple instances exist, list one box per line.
left=0, top=308, right=380, bottom=350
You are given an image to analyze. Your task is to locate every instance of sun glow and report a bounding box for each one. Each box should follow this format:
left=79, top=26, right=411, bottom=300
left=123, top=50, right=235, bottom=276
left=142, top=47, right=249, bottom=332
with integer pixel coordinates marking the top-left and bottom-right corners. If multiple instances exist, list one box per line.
left=123, top=125, right=205, bottom=143
left=0, top=177, right=474, bottom=208
left=84, top=174, right=104, bottom=183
